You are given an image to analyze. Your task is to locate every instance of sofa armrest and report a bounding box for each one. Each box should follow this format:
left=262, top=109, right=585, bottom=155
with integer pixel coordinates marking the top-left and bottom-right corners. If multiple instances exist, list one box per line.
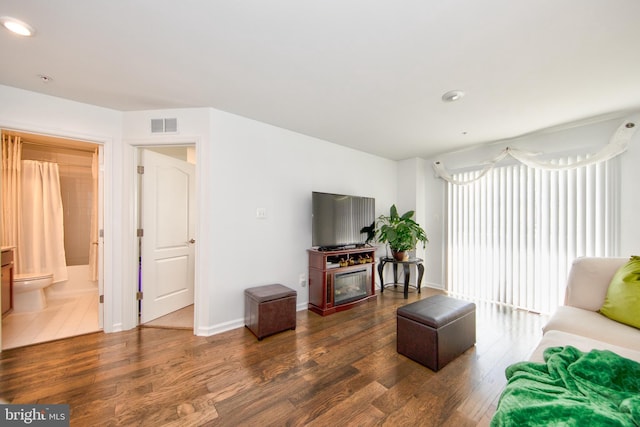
left=564, top=257, right=627, bottom=311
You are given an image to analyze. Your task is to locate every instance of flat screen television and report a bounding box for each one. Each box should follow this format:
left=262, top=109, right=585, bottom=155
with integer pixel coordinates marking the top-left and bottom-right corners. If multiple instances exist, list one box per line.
left=312, top=191, right=375, bottom=250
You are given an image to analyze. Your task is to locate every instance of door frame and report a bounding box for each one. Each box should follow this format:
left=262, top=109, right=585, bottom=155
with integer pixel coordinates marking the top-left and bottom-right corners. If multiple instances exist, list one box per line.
left=0, top=126, right=109, bottom=346
left=125, top=138, right=200, bottom=331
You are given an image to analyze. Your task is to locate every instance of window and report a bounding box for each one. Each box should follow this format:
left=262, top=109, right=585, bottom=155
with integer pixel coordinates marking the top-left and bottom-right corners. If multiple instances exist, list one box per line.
left=446, top=156, right=619, bottom=313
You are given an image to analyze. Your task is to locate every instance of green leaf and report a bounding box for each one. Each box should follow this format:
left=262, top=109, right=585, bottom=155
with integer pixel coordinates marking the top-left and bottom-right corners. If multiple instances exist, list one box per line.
left=401, top=210, right=415, bottom=220
left=390, top=204, right=398, bottom=218
left=386, top=229, right=397, bottom=241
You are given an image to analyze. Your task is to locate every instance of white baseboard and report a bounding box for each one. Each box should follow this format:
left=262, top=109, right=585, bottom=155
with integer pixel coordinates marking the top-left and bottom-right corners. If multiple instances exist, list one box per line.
left=196, top=318, right=244, bottom=336
left=194, top=303, right=308, bottom=337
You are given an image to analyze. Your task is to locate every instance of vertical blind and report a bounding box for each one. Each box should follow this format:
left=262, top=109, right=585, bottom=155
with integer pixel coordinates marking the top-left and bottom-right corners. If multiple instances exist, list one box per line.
left=447, top=156, right=619, bottom=314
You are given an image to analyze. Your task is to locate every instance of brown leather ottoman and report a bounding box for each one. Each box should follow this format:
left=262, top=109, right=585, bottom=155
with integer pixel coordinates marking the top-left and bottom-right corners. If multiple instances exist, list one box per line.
left=397, top=295, right=476, bottom=371
left=245, top=284, right=297, bottom=340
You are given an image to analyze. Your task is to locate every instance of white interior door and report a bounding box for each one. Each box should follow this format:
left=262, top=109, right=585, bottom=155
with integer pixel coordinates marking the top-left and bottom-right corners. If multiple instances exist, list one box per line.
left=140, top=149, right=195, bottom=323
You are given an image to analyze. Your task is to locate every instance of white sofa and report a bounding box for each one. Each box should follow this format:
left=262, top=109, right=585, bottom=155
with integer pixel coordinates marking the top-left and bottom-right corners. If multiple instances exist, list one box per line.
left=528, top=256, right=640, bottom=363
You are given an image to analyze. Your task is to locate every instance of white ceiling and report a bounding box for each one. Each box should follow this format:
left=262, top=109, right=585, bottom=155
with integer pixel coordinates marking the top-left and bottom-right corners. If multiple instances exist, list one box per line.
left=1, top=1, right=640, bottom=160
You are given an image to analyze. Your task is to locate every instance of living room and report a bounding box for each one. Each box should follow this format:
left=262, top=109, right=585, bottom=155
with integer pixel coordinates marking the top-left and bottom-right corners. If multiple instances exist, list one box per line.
left=1, top=2, right=640, bottom=425
left=3, top=86, right=638, bottom=337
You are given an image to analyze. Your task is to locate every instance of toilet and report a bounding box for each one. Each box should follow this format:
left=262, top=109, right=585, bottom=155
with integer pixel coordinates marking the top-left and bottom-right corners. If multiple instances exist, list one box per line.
left=13, top=272, right=54, bottom=312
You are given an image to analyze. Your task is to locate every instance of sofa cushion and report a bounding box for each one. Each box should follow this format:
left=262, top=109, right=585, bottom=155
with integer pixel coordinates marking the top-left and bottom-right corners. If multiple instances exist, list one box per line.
left=543, top=305, right=640, bottom=351
left=599, top=255, right=640, bottom=329
left=564, top=257, right=627, bottom=310
left=529, top=330, right=640, bottom=363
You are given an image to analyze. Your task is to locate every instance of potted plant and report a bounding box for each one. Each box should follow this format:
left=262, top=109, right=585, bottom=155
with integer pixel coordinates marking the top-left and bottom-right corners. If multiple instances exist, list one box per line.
left=375, top=204, right=428, bottom=261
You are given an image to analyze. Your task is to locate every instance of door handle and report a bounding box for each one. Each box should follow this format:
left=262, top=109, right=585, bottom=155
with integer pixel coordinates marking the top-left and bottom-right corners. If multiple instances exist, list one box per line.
left=189, top=239, right=196, bottom=244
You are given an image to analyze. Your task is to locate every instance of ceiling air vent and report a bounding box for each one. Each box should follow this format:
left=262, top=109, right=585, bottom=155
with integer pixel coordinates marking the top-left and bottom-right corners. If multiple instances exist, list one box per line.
left=150, top=118, right=178, bottom=133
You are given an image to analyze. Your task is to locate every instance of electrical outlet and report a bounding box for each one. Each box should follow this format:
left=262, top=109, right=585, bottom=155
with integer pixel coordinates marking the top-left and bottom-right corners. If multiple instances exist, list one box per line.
left=299, top=273, right=306, bottom=287
left=256, top=207, right=267, bottom=219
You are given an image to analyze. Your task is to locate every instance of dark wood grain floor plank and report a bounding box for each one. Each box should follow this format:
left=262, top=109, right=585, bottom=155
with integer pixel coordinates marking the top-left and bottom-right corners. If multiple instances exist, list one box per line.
left=0, top=289, right=546, bottom=426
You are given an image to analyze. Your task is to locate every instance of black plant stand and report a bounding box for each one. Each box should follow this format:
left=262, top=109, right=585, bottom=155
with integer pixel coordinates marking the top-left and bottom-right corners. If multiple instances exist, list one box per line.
left=377, top=257, right=424, bottom=299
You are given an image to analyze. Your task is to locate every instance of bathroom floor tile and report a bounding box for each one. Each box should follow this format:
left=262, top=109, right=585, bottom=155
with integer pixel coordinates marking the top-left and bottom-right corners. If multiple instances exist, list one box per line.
left=1, top=292, right=100, bottom=350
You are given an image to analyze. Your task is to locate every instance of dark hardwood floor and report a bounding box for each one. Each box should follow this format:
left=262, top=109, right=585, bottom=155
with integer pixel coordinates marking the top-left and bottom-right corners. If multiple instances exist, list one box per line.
left=0, top=288, right=547, bottom=426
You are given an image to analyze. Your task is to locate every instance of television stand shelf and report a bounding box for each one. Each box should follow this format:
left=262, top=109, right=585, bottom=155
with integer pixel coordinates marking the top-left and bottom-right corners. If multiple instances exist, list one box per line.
left=307, top=247, right=377, bottom=316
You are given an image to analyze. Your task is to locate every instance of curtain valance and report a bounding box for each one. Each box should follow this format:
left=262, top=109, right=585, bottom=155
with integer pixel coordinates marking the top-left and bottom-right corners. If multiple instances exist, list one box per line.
left=434, top=119, right=637, bottom=186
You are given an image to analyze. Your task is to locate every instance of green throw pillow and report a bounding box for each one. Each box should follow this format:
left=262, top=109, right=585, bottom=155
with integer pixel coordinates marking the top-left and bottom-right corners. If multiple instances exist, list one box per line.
left=600, top=255, right=640, bottom=329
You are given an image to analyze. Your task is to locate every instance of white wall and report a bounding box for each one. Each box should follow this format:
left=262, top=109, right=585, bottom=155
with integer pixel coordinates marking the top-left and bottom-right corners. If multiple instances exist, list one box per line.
left=619, top=118, right=640, bottom=255
left=203, top=108, right=396, bottom=333
left=420, top=161, right=447, bottom=289
left=422, top=112, right=640, bottom=289
left=393, top=158, right=436, bottom=286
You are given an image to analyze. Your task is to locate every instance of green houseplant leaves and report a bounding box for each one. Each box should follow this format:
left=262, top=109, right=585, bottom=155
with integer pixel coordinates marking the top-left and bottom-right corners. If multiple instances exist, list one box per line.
left=375, top=204, right=428, bottom=253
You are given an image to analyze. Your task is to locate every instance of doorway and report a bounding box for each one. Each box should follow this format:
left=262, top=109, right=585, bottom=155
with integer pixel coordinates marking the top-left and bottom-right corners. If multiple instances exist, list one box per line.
left=1, top=130, right=104, bottom=349
left=137, top=146, right=196, bottom=329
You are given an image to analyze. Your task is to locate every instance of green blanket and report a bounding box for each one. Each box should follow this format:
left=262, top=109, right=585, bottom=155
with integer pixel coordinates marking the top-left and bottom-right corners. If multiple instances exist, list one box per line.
left=491, top=346, right=640, bottom=426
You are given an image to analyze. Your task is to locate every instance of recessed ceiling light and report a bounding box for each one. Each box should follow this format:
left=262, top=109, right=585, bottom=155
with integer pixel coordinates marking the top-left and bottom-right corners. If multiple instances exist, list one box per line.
left=0, top=16, right=35, bottom=37
left=442, top=90, right=465, bottom=102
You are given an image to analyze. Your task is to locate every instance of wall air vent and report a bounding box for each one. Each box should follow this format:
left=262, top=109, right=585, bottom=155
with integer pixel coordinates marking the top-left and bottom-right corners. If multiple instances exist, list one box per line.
left=150, top=118, right=178, bottom=133
left=164, top=118, right=178, bottom=133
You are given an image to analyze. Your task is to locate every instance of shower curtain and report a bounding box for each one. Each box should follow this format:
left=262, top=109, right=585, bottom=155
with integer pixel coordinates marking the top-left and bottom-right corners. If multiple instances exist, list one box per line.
left=1, top=134, right=21, bottom=249
left=89, top=149, right=99, bottom=281
left=19, top=160, right=68, bottom=282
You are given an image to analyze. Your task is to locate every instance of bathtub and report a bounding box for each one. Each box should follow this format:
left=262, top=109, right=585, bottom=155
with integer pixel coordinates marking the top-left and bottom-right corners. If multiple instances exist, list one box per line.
left=46, top=264, right=98, bottom=298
